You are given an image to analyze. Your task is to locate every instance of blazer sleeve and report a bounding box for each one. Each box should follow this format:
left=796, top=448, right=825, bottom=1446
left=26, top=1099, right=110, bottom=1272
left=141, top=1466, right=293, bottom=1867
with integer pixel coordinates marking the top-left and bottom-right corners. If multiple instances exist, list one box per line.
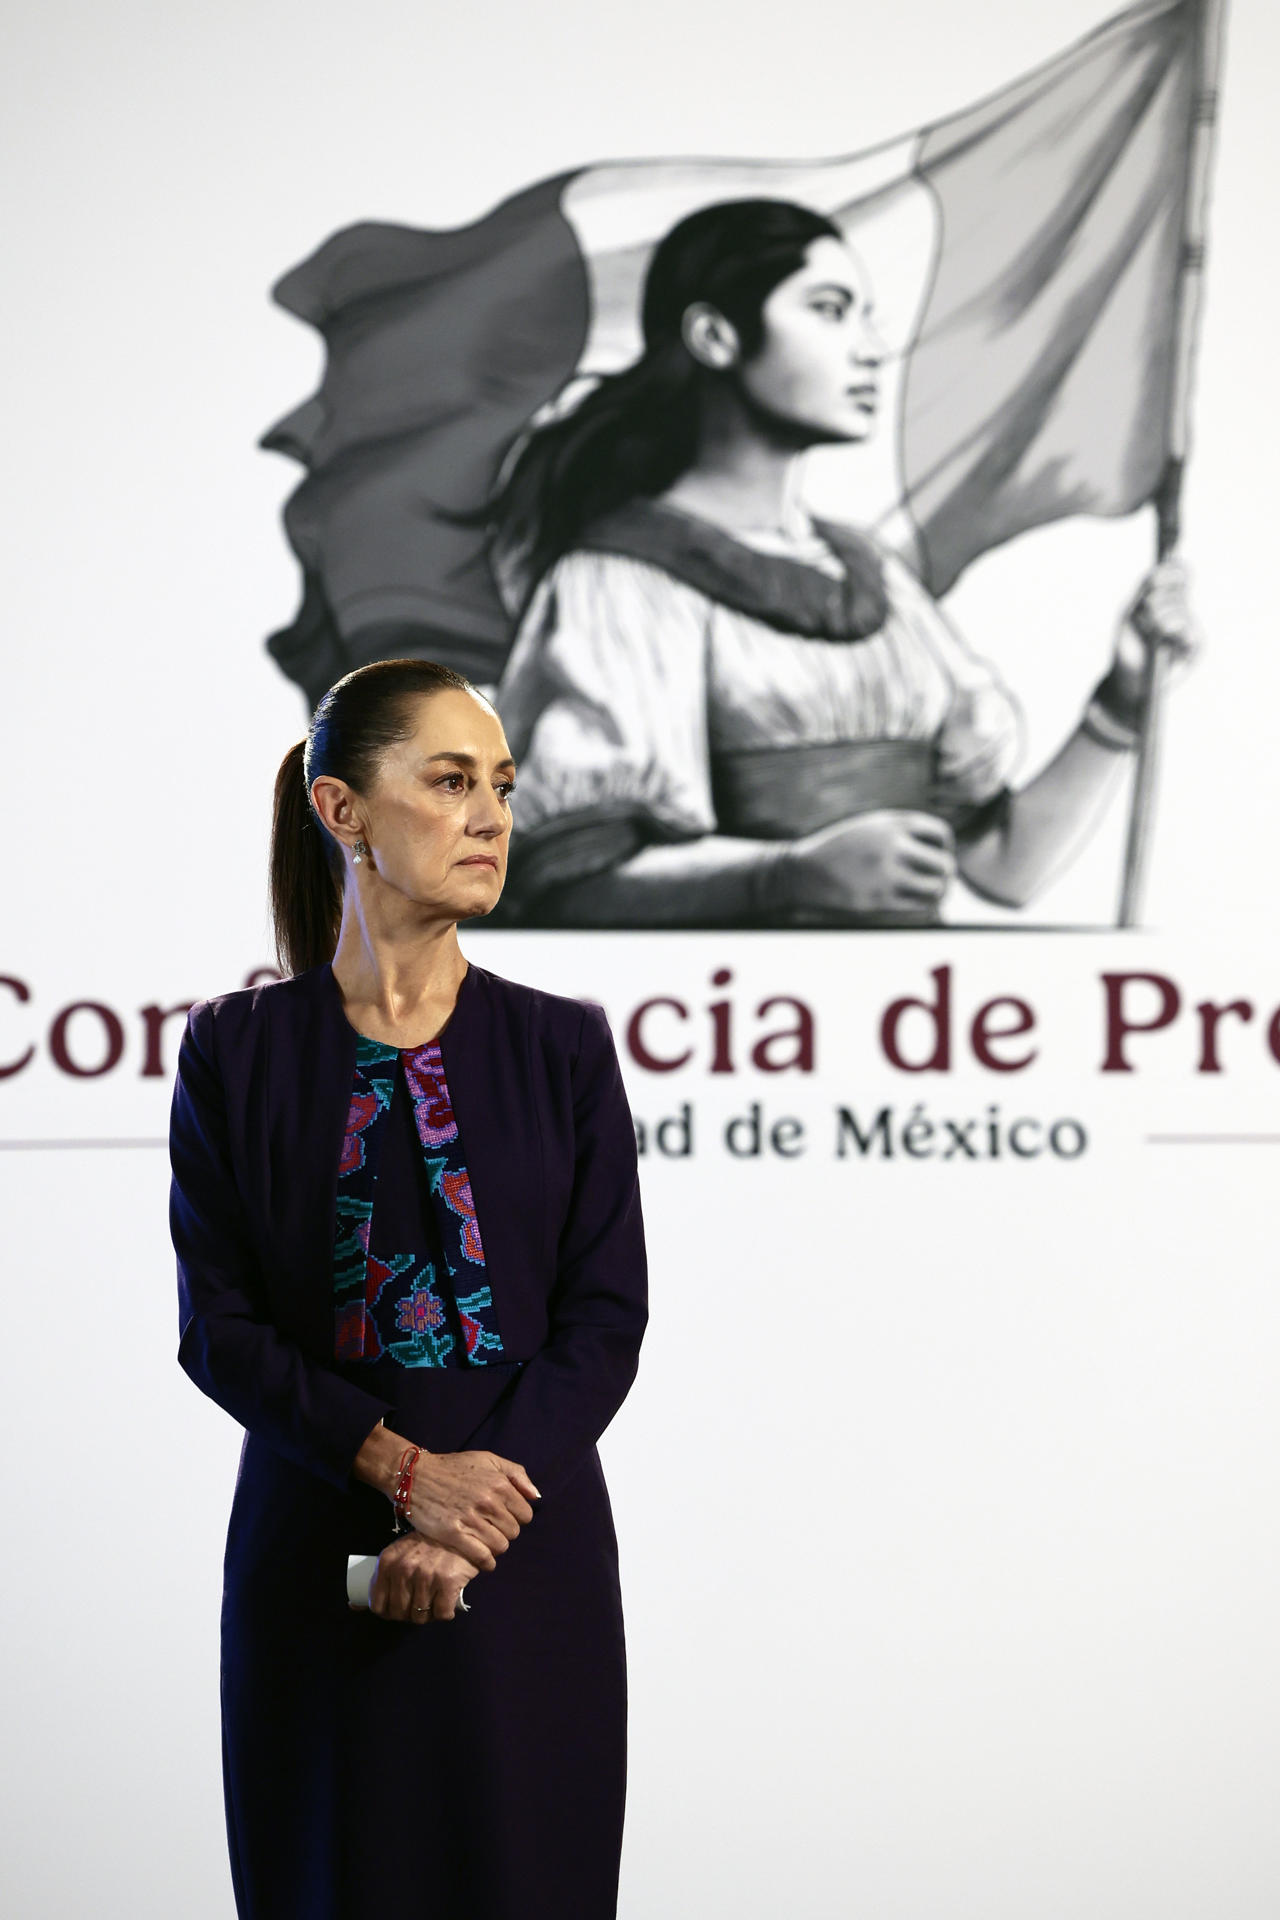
left=465, top=1002, right=648, bottom=1494
left=169, top=1003, right=393, bottom=1487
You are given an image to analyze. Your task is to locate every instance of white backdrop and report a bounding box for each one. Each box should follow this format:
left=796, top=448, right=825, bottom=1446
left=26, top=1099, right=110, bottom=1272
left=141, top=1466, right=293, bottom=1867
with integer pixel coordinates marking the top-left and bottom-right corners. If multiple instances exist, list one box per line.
left=5, top=2, right=1280, bottom=1915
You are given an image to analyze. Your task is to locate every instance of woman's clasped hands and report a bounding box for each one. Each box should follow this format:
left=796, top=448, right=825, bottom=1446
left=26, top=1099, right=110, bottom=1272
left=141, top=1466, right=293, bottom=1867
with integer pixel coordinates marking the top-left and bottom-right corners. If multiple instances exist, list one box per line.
left=407, top=1445, right=540, bottom=1570
left=363, top=1439, right=541, bottom=1626
left=367, top=1531, right=479, bottom=1625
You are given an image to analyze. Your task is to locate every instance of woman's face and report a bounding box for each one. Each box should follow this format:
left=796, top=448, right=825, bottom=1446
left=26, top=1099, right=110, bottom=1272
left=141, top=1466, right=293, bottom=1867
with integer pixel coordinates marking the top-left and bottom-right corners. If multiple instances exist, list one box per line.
left=320, top=688, right=515, bottom=921
left=736, top=235, right=886, bottom=446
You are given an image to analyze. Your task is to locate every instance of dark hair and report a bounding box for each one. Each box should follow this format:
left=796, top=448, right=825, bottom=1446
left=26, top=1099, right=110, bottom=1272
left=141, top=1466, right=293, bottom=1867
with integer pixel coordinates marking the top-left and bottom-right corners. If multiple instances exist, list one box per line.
left=270, top=657, right=476, bottom=976
left=484, top=198, right=843, bottom=603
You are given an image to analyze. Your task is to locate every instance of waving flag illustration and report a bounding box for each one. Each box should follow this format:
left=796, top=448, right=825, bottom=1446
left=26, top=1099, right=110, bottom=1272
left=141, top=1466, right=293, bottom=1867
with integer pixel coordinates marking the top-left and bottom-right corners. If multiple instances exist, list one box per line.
left=264, top=0, right=1221, bottom=721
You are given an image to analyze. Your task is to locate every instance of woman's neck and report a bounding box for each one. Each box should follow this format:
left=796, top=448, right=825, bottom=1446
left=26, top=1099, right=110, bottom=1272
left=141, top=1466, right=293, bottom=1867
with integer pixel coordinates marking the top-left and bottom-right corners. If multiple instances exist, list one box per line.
left=653, top=414, right=809, bottom=541
left=330, top=904, right=469, bottom=1047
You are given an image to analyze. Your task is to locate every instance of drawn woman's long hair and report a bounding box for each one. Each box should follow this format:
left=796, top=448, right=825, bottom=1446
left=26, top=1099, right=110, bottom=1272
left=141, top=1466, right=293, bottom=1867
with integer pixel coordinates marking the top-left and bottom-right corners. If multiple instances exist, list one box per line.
left=484, top=198, right=845, bottom=603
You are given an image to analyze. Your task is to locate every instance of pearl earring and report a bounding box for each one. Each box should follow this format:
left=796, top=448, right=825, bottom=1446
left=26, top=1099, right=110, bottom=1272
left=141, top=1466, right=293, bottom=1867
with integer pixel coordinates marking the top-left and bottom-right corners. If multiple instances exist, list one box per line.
left=352, top=839, right=368, bottom=866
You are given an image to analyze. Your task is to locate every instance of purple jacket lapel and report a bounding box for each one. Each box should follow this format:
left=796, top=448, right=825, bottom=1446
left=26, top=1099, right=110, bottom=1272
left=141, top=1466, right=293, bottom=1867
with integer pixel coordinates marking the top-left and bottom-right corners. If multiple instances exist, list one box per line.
left=439, top=962, right=559, bottom=1356
left=258, top=964, right=359, bottom=1360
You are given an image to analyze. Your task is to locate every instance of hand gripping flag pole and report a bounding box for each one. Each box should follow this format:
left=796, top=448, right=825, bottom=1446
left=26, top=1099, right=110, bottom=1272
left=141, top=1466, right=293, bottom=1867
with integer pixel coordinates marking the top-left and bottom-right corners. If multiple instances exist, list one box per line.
left=1118, top=0, right=1228, bottom=927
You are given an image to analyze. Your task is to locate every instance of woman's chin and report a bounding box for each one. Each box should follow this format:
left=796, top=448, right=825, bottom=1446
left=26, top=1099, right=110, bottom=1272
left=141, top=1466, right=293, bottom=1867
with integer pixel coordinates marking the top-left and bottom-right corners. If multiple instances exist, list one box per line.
left=449, top=873, right=504, bottom=918
left=836, top=409, right=878, bottom=443
left=457, top=895, right=505, bottom=922
left=798, top=411, right=877, bottom=450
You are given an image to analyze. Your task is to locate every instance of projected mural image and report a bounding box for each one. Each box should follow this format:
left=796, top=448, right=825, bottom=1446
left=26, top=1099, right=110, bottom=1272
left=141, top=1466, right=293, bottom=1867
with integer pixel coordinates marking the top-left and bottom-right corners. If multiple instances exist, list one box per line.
left=264, top=0, right=1218, bottom=928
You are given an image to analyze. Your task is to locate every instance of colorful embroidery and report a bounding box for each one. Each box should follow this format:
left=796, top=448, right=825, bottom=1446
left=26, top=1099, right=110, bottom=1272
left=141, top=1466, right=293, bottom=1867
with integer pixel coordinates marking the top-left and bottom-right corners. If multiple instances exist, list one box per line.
left=332, top=1034, right=505, bottom=1368
left=404, top=1045, right=460, bottom=1148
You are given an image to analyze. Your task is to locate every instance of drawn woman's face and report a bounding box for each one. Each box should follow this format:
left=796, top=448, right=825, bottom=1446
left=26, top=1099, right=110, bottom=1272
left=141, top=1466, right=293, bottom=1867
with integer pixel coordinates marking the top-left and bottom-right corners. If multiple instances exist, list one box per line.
left=736, top=235, right=885, bottom=445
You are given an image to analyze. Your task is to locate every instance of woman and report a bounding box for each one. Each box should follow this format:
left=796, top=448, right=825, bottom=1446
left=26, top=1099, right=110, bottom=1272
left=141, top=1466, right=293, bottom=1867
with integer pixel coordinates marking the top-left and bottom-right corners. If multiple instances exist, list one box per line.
left=169, top=659, right=647, bottom=1919
left=489, top=198, right=1195, bottom=927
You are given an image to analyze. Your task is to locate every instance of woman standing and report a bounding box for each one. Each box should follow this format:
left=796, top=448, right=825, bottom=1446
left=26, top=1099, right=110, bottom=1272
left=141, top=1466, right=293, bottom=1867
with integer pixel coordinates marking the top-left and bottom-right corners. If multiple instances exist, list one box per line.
left=170, top=659, right=647, bottom=1919
left=489, top=198, right=1195, bottom=927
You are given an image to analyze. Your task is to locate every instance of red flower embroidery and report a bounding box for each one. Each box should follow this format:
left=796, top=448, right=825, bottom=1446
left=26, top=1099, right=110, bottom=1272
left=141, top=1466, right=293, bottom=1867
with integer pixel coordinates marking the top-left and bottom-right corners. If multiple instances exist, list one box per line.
left=339, top=1088, right=380, bottom=1174
left=335, top=1302, right=372, bottom=1362
left=404, top=1044, right=459, bottom=1148
left=441, top=1168, right=484, bottom=1262
left=364, top=1251, right=397, bottom=1308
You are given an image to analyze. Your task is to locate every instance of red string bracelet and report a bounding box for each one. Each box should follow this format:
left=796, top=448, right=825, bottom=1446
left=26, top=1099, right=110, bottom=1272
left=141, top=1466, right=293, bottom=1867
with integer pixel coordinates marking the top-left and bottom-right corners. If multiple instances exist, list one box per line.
left=392, top=1446, right=421, bottom=1534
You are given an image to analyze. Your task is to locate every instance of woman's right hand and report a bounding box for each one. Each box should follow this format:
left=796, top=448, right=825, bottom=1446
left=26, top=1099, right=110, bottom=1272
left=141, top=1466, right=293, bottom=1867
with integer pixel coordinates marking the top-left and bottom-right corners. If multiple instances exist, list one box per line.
left=367, top=1530, right=477, bottom=1624
left=784, top=809, right=956, bottom=919
left=409, top=1448, right=540, bottom=1570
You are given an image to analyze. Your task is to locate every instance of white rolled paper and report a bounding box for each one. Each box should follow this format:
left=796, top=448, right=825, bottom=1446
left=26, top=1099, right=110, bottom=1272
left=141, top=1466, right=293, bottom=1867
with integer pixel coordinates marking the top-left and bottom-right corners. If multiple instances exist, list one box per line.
left=346, top=1554, right=379, bottom=1607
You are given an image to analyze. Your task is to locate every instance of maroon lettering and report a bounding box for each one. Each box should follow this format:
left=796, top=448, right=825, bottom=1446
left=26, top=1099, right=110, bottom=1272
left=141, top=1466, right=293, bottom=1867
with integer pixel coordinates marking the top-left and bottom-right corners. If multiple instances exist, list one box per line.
left=1195, top=999, right=1254, bottom=1073
left=970, top=997, right=1037, bottom=1072
left=1100, top=972, right=1180, bottom=1072
left=140, top=1001, right=196, bottom=1078
left=708, top=968, right=733, bottom=1074
left=751, top=996, right=815, bottom=1073
left=626, top=998, right=692, bottom=1073
left=50, top=1001, right=126, bottom=1078
left=881, top=966, right=951, bottom=1072
left=0, top=975, right=35, bottom=1079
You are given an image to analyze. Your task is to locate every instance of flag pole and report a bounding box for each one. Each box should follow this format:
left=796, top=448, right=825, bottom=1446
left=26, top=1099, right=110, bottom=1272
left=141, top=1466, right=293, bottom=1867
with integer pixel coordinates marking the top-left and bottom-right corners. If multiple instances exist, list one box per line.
left=1117, top=0, right=1228, bottom=927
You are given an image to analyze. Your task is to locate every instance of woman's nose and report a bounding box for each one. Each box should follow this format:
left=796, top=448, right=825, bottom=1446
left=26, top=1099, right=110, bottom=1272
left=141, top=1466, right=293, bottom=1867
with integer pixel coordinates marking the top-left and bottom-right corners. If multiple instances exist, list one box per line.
left=471, top=787, right=511, bottom=834
left=851, top=317, right=888, bottom=366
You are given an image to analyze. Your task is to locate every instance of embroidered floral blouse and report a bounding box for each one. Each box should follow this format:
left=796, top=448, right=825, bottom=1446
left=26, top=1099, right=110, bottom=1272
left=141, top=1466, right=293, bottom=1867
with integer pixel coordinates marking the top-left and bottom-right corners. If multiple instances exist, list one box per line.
left=333, top=1033, right=505, bottom=1369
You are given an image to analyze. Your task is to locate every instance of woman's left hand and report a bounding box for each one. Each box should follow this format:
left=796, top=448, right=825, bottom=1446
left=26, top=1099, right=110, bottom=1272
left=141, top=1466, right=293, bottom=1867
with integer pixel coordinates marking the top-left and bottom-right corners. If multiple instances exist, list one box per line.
left=1109, top=554, right=1200, bottom=706
left=364, top=1532, right=477, bottom=1625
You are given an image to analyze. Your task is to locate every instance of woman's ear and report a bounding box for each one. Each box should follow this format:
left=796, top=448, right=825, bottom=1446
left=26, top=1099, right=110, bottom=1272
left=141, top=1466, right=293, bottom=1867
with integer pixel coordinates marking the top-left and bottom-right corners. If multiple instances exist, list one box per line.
left=681, top=302, right=741, bottom=371
left=310, top=775, right=363, bottom=850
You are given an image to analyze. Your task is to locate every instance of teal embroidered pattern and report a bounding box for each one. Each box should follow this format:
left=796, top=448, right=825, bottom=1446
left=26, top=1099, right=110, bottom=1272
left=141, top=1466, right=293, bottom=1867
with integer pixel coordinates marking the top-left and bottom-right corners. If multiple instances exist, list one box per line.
left=333, top=1034, right=505, bottom=1368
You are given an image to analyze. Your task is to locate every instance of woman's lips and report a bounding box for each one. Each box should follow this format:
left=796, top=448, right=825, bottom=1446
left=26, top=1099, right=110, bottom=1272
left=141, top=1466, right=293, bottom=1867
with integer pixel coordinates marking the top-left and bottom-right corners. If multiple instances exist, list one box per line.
left=458, top=856, right=498, bottom=868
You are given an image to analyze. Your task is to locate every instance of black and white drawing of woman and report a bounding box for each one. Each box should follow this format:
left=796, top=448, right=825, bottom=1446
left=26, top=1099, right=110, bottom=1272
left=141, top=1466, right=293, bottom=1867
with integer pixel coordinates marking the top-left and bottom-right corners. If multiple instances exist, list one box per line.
left=485, top=199, right=1195, bottom=928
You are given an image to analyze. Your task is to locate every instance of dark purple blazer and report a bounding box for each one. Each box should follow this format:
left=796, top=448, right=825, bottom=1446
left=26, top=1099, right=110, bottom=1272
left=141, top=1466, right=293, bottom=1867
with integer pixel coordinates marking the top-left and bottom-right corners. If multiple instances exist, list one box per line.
left=169, top=960, right=648, bottom=1495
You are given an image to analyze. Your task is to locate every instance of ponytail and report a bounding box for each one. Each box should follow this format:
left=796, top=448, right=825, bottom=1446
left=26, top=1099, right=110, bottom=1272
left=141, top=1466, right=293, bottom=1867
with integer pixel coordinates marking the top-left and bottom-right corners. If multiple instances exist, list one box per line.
left=270, top=739, right=341, bottom=977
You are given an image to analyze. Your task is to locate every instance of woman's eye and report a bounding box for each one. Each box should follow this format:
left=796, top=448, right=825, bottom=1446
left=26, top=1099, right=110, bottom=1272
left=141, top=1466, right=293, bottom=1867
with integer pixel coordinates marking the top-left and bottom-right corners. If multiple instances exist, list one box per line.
left=438, top=773, right=466, bottom=791
left=497, top=781, right=516, bottom=801
left=812, top=300, right=849, bottom=321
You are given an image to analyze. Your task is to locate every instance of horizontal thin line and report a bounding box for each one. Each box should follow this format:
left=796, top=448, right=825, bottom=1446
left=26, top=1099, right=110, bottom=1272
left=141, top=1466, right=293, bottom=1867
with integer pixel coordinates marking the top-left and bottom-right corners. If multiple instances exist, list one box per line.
left=5, top=1132, right=1278, bottom=1152
left=0, top=1138, right=168, bottom=1151
left=1146, top=1134, right=1280, bottom=1145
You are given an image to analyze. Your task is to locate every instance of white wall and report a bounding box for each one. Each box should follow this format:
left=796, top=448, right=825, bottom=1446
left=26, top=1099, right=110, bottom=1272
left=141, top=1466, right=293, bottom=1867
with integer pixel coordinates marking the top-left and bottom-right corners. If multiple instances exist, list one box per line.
left=5, top=2, right=1280, bottom=1914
